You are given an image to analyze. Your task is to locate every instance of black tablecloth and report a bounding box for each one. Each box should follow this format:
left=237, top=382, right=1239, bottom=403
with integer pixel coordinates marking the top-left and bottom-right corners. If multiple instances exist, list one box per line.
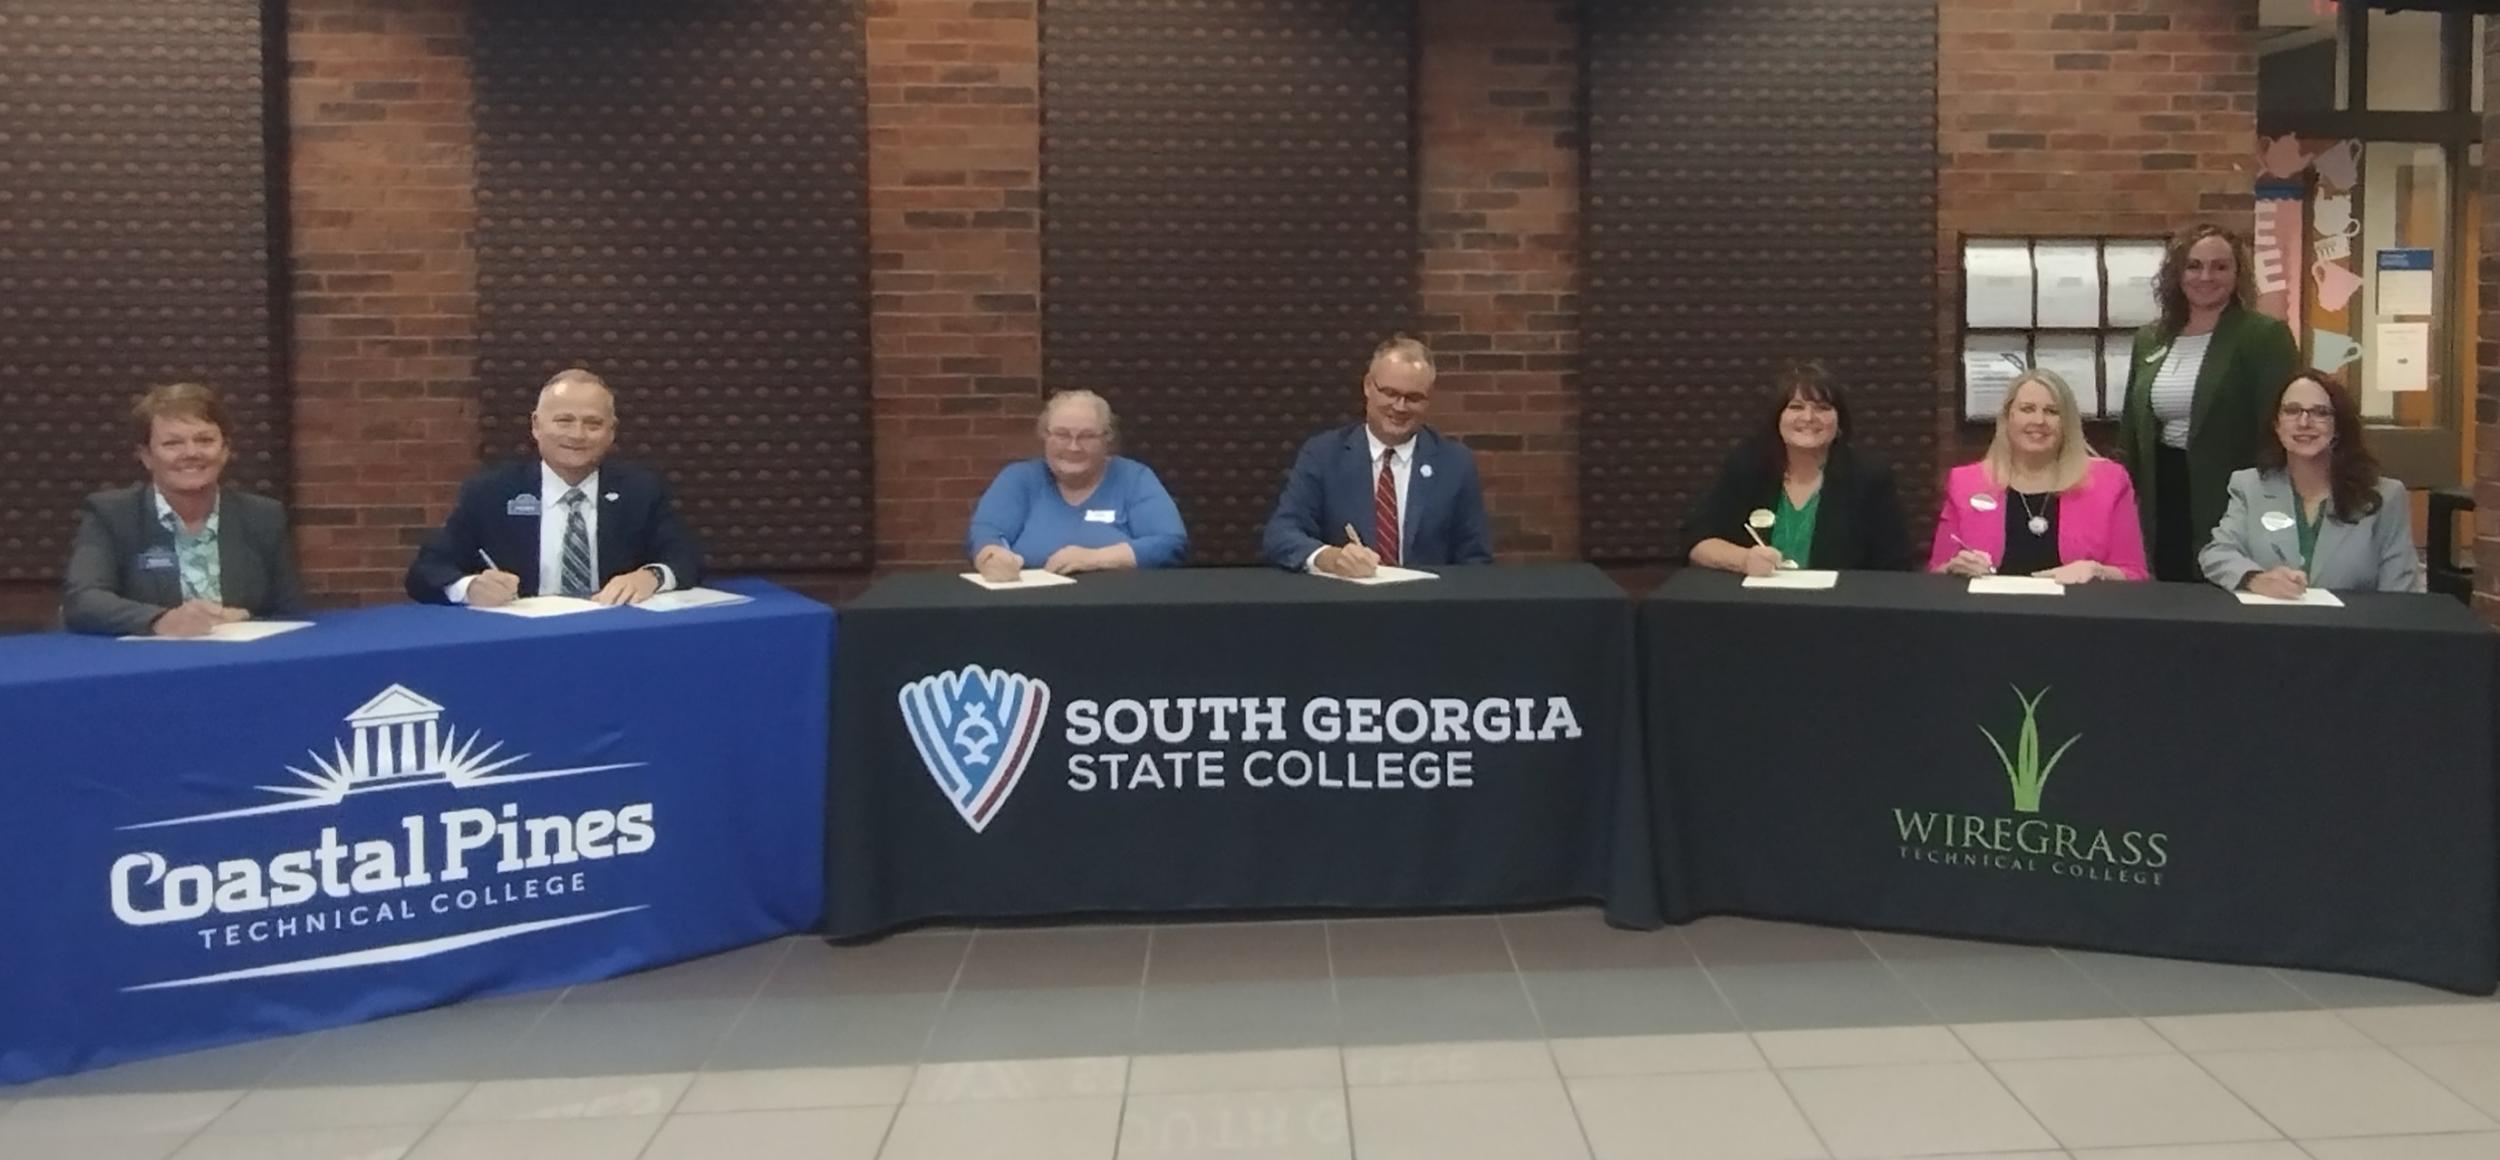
left=1642, top=570, right=2500, bottom=992
left=828, top=564, right=1655, bottom=938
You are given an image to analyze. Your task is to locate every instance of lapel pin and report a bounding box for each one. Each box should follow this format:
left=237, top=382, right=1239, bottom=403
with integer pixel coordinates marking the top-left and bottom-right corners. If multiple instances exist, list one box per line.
left=604, top=492, right=619, bottom=502
left=1419, top=464, right=1433, bottom=479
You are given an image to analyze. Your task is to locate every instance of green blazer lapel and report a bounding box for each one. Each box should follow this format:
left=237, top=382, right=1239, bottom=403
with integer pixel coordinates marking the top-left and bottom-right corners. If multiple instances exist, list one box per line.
left=2186, top=308, right=2248, bottom=444
left=215, top=489, right=261, bottom=611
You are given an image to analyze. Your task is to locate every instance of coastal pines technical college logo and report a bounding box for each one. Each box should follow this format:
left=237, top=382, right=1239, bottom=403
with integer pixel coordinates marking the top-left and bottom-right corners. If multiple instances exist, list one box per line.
left=109, top=685, right=660, bottom=991
left=899, top=665, right=1052, bottom=833
left=1893, top=685, right=2171, bottom=887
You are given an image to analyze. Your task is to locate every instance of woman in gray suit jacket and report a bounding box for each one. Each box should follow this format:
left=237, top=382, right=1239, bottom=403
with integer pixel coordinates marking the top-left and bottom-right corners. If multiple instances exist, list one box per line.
left=62, top=383, right=304, bottom=636
left=2200, top=371, right=2423, bottom=596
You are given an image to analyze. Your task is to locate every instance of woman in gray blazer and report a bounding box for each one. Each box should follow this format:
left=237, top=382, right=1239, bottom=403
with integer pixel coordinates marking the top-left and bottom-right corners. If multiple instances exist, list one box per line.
left=62, top=383, right=304, bottom=635
left=2200, top=371, right=2423, bottom=596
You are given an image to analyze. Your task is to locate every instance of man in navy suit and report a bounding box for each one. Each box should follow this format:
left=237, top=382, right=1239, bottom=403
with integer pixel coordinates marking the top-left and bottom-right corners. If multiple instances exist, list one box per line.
left=405, top=368, right=704, bottom=606
left=1261, top=335, right=1493, bottom=574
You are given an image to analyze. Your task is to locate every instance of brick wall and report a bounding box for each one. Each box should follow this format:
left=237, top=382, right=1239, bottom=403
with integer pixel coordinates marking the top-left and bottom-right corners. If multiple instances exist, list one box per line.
left=1415, top=0, right=1581, bottom=559
left=2480, top=22, right=2500, bottom=627
left=1936, top=0, right=2259, bottom=466
left=864, top=0, right=1042, bottom=570
left=287, top=0, right=479, bottom=604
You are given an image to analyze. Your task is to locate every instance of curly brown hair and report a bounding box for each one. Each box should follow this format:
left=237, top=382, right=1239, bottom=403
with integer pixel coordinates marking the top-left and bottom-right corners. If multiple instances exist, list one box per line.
left=2254, top=371, right=2383, bottom=523
left=2153, top=223, right=2258, bottom=340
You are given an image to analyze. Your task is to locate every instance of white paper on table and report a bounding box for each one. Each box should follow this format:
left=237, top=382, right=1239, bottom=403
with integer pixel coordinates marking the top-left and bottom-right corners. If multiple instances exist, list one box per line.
left=2103, top=240, right=2165, bottom=328
left=1308, top=564, right=1438, bottom=586
left=2098, top=332, right=2135, bottom=420
left=632, top=586, right=754, bottom=612
left=2033, top=240, right=2104, bottom=328
left=472, top=596, right=612, bottom=618
left=1968, top=576, right=2065, bottom=596
left=1741, top=570, right=1838, bottom=590
left=2370, top=321, right=2430, bottom=393
left=2234, top=588, right=2346, bottom=608
left=1962, top=239, right=2035, bottom=329
left=1961, top=333, right=2030, bottom=421
left=2031, top=333, right=2104, bottom=418
left=958, top=569, right=1079, bottom=590
left=119, top=620, right=314, bottom=643
left=2375, top=248, right=2435, bottom=316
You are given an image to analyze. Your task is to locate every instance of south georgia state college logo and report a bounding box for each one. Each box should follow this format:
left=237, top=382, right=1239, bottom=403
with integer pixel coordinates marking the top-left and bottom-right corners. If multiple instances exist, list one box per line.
left=899, top=665, right=1052, bottom=833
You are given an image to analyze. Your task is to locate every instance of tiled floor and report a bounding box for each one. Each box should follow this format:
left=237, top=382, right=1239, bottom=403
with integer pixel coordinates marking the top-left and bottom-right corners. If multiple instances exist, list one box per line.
left=6, top=911, right=2500, bottom=1159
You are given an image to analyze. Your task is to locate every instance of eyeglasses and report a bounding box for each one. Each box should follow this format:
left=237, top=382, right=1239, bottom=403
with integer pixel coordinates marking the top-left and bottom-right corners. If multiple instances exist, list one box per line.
left=2278, top=404, right=2335, bottom=424
left=1369, top=379, right=1430, bottom=410
left=1044, top=428, right=1108, bottom=447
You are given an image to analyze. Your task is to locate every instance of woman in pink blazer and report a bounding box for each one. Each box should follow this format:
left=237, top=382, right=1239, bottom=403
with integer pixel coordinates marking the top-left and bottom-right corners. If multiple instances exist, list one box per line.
left=1931, top=368, right=2148, bottom=583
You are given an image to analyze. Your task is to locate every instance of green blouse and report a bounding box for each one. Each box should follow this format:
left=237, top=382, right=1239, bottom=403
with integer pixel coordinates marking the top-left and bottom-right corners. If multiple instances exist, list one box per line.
left=2295, top=493, right=2323, bottom=574
left=1771, top=489, right=1820, bottom=568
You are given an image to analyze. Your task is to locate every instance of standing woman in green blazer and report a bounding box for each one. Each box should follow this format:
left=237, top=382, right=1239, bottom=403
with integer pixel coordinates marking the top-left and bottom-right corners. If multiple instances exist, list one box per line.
left=2116, top=224, right=2301, bottom=581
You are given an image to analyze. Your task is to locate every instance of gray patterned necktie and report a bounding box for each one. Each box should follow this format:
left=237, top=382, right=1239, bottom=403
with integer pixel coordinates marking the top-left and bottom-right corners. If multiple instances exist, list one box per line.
left=559, top=488, right=594, bottom=597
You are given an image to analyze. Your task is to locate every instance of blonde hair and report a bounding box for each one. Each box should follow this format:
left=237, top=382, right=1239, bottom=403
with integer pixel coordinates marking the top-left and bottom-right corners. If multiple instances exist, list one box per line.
left=1369, top=334, right=1435, bottom=378
left=1983, top=368, right=2095, bottom=493
left=1037, top=389, right=1116, bottom=439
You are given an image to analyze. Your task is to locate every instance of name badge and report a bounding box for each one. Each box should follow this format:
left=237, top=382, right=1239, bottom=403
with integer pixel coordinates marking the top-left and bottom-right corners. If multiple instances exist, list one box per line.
left=2260, top=511, right=2296, bottom=532
left=506, top=493, right=542, bottom=517
left=1968, top=493, right=1998, bottom=512
left=2143, top=345, right=2168, bottom=364
left=1083, top=509, right=1117, bottom=524
left=136, top=547, right=177, bottom=572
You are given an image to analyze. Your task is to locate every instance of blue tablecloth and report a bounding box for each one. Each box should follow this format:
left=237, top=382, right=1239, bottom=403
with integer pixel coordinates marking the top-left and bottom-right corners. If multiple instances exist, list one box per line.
left=0, top=581, right=833, bottom=1084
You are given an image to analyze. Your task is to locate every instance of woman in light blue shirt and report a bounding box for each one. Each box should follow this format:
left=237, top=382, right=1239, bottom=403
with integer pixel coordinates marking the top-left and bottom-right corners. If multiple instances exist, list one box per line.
left=968, top=390, right=1187, bottom=580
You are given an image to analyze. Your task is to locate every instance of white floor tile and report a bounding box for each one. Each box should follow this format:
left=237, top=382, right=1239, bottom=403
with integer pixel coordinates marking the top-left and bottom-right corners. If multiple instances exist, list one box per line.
left=1342, top=1040, right=1555, bottom=1087
left=168, top=1124, right=427, bottom=1160
left=2147, top=1012, right=2372, bottom=1053
left=201, top=1082, right=470, bottom=1133
left=1550, top=1033, right=1767, bottom=1078
left=1755, top=1026, right=1971, bottom=1069
left=401, top=1116, right=665, bottom=1160
left=2066, top=1145, right=2311, bottom=1160
left=1567, top=1070, right=1826, bottom=1160
left=1953, top=1018, right=2174, bottom=1061
left=2298, top=1133, right=2500, bottom=1160
left=0, top=1130, right=189, bottom=1160
left=1347, top=1078, right=1591, bottom=1160
left=639, top=1106, right=891, bottom=1160
left=1128, top=1049, right=1343, bottom=1095
left=1118, top=1088, right=1351, bottom=1160
left=442, top=1073, right=690, bottom=1122
left=1990, top=1054, right=2277, bottom=1149
left=2339, top=1004, right=2500, bottom=1047
left=2196, top=1047, right=2496, bottom=1139
left=879, top=1097, right=1121, bottom=1160
left=2394, top=1042, right=2500, bottom=1119
left=0, top=1089, right=244, bottom=1136
left=676, top=1065, right=912, bottom=1113
left=1780, top=1062, right=2058, bottom=1159
left=905, top=1056, right=1126, bottom=1103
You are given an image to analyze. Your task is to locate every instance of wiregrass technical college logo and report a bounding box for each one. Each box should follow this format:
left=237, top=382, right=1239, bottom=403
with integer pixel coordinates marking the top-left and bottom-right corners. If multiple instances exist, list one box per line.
left=108, top=685, right=659, bottom=991
left=1893, top=686, right=2171, bottom=887
left=901, top=664, right=1585, bottom=832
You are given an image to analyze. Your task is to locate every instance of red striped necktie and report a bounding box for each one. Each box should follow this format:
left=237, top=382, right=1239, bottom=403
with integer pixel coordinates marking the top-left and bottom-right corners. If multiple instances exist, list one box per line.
left=1374, top=448, right=1400, bottom=567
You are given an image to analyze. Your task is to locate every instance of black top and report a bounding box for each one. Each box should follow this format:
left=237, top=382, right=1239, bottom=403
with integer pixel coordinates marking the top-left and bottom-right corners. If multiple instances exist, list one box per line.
left=1999, top=490, right=2061, bottom=576
left=1678, top=441, right=1917, bottom=571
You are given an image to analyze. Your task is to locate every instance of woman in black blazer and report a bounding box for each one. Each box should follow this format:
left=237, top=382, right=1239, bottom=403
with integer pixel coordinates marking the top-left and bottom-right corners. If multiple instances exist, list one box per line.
left=1682, top=362, right=1916, bottom=575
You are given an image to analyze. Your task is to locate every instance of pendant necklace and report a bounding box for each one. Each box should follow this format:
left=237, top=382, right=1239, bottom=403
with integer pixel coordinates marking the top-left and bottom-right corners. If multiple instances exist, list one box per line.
left=2015, top=489, right=2049, bottom=537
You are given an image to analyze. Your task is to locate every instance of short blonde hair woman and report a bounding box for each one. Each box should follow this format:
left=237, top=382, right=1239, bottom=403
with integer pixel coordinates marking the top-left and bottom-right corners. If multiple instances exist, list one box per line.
left=1930, top=368, right=2148, bottom=583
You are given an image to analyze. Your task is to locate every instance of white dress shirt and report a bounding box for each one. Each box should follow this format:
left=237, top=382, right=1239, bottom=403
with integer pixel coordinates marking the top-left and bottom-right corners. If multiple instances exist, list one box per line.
left=446, top=463, right=676, bottom=602
left=1304, top=428, right=1415, bottom=571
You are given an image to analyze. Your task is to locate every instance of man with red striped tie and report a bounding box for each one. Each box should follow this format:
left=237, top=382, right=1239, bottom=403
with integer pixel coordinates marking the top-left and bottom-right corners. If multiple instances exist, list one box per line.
left=1260, top=335, right=1494, bottom=575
